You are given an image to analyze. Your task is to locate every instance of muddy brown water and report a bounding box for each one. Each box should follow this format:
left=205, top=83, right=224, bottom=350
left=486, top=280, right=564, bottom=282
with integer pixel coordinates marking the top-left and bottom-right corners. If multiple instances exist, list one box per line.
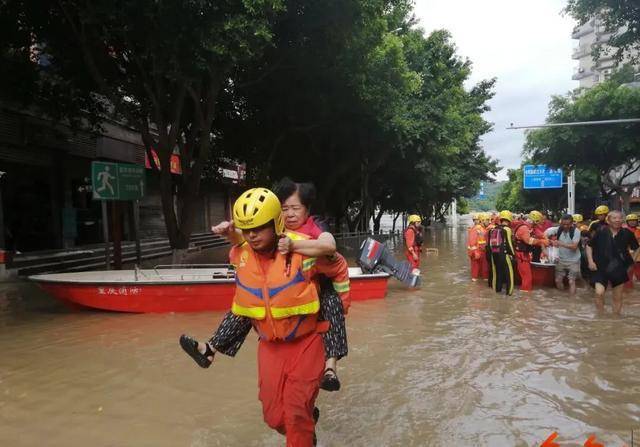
left=1, top=229, right=639, bottom=446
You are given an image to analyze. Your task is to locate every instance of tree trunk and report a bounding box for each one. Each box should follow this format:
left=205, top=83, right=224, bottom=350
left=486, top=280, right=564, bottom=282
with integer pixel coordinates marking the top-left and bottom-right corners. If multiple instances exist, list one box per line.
left=391, top=211, right=400, bottom=234
left=619, top=189, right=632, bottom=213
left=372, top=207, right=385, bottom=233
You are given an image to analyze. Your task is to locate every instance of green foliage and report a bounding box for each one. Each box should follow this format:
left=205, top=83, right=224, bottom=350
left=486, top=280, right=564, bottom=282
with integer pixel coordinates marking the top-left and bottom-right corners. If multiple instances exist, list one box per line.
left=565, top=0, right=640, bottom=63
left=495, top=165, right=605, bottom=216
left=525, top=76, right=640, bottom=210
left=466, top=182, right=504, bottom=211
left=456, top=197, right=469, bottom=215
left=5, top=0, right=498, bottom=236
left=6, top=0, right=283, bottom=248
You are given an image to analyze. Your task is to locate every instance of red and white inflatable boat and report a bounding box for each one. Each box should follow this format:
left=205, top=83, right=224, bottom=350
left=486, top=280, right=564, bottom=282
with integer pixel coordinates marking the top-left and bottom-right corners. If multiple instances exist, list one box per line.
left=30, top=266, right=389, bottom=313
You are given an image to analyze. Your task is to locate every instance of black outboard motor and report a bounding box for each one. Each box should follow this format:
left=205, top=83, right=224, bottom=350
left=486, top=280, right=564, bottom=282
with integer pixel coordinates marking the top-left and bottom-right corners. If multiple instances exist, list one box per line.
left=357, top=238, right=420, bottom=288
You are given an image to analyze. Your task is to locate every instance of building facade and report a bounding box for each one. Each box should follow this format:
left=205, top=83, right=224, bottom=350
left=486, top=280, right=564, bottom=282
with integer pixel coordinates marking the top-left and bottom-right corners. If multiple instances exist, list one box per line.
left=0, top=106, right=228, bottom=253
left=572, top=18, right=639, bottom=89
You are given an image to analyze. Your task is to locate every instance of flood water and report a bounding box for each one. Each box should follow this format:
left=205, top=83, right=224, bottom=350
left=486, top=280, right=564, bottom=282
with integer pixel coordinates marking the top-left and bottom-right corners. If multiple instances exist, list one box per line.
left=1, top=228, right=640, bottom=446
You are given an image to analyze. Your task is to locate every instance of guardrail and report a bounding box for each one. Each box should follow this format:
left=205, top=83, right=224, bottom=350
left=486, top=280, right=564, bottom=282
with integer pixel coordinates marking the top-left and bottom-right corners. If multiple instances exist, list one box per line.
left=8, top=232, right=230, bottom=277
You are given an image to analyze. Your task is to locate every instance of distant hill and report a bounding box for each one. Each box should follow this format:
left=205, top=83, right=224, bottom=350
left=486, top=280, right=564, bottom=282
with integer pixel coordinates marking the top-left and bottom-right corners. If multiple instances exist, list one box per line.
left=466, top=181, right=504, bottom=212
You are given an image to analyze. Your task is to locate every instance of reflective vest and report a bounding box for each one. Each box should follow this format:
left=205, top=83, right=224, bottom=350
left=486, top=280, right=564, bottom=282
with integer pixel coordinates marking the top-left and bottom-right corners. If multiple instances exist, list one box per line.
left=476, top=225, right=487, bottom=247
left=231, top=233, right=322, bottom=342
left=467, top=224, right=486, bottom=254
left=513, top=223, right=534, bottom=253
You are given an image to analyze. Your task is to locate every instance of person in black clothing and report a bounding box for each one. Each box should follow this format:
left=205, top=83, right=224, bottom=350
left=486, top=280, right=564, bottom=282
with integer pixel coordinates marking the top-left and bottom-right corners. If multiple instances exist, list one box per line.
left=487, top=211, right=517, bottom=296
left=586, top=211, right=640, bottom=314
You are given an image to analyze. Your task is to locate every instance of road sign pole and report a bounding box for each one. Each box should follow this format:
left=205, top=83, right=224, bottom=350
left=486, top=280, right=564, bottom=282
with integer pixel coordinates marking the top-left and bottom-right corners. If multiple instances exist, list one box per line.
left=133, top=200, right=141, bottom=266
left=111, top=201, right=122, bottom=270
left=567, top=169, right=576, bottom=214
left=101, top=200, right=110, bottom=270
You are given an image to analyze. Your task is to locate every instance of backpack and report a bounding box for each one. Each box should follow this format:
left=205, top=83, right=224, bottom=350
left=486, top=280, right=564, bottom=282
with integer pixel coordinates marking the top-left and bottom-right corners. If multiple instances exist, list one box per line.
left=489, top=227, right=505, bottom=254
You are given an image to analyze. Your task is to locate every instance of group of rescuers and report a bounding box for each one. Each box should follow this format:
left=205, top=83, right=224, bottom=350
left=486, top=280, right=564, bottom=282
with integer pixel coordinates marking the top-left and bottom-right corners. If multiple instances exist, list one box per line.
left=179, top=178, right=424, bottom=446
left=467, top=206, right=640, bottom=314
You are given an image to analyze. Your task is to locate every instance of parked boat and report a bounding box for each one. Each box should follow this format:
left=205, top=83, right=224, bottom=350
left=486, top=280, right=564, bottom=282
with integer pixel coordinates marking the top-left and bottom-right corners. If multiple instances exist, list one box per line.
left=30, top=265, right=389, bottom=313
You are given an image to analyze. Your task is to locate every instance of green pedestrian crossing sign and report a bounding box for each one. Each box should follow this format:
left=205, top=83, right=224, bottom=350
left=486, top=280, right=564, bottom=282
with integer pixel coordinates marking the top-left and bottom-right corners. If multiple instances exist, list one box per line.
left=92, top=161, right=145, bottom=201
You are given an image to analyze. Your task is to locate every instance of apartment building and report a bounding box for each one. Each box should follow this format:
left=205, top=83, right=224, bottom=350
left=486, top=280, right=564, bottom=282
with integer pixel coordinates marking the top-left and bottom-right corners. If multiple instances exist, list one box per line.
left=571, top=18, right=638, bottom=89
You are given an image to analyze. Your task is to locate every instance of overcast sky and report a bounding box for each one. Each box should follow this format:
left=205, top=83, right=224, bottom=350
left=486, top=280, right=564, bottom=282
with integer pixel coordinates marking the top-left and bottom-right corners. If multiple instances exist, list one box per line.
left=413, top=0, right=577, bottom=181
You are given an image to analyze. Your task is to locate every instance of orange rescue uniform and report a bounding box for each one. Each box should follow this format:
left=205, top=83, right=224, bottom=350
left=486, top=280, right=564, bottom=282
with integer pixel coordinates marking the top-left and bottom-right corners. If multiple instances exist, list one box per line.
left=230, top=237, right=349, bottom=447
left=513, top=223, right=547, bottom=291
left=467, top=224, right=487, bottom=279
left=404, top=226, right=420, bottom=269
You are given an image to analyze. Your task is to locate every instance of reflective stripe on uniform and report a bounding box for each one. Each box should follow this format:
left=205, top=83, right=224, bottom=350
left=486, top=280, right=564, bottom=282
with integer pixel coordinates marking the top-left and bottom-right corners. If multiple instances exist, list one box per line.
left=302, top=258, right=316, bottom=271
left=332, top=280, right=350, bottom=293
left=231, top=302, right=266, bottom=319
left=271, top=300, right=320, bottom=319
left=505, top=255, right=515, bottom=295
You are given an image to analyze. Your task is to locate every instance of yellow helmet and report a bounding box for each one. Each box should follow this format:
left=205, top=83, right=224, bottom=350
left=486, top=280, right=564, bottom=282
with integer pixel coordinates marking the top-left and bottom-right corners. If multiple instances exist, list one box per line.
left=572, top=213, right=583, bottom=223
left=232, top=188, right=284, bottom=234
left=626, top=213, right=638, bottom=222
left=498, top=210, right=513, bottom=222
left=528, top=210, right=544, bottom=224
left=595, top=205, right=609, bottom=216
left=481, top=212, right=491, bottom=222
left=408, top=214, right=421, bottom=224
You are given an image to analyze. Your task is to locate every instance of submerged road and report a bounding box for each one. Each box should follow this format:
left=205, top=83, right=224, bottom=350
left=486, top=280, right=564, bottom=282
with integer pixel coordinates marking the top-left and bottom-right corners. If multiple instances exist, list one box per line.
left=1, top=228, right=639, bottom=446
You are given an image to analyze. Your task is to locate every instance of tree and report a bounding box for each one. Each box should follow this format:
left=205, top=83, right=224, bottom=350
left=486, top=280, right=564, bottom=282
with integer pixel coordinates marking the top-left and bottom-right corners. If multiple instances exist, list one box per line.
left=525, top=77, right=640, bottom=212
left=17, top=0, right=283, bottom=259
left=215, top=0, right=423, bottom=231
left=565, top=0, right=640, bottom=63
left=368, top=30, right=499, bottom=224
left=495, top=165, right=602, bottom=217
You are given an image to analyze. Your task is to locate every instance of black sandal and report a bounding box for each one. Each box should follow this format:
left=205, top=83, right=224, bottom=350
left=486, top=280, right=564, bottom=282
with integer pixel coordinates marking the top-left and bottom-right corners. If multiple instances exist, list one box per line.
left=320, top=368, right=341, bottom=392
left=179, top=334, right=214, bottom=368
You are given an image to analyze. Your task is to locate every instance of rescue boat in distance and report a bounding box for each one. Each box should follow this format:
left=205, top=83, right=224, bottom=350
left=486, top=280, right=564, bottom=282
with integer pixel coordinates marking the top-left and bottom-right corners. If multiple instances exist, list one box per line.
left=29, top=266, right=389, bottom=313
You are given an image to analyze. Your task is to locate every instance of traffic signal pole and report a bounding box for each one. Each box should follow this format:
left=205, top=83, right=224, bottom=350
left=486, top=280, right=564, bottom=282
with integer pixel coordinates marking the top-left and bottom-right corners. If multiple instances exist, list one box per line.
left=508, top=118, right=640, bottom=215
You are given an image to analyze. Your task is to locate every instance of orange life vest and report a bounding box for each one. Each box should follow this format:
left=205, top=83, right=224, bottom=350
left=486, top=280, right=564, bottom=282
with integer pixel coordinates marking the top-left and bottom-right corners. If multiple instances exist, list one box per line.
left=476, top=224, right=487, bottom=247
left=467, top=224, right=486, bottom=255
left=230, top=240, right=321, bottom=342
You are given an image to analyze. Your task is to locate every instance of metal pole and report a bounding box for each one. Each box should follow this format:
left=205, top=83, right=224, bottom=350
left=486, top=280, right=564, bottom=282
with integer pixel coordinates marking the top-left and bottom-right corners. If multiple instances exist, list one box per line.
left=0, top=183, right=5, bottom=249
left=101, top=200, right=110, bottom=270
left=506, top=118, right=640, bottom=129
left=111, top=201, right=122, bottom=270
left=134, top=200, right=141, bottom=265
left=567, top=169, right=576, bottom=214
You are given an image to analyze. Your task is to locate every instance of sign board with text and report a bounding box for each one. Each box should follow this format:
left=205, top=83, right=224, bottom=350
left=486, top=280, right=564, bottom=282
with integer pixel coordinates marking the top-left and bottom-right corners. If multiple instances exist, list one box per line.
left=523, top=165, right=563, bottom=189
left=92, top=161, right=146, bottom=200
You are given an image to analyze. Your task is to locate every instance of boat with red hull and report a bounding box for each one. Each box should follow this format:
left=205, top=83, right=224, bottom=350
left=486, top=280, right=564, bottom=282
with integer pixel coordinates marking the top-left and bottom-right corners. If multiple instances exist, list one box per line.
left=30, top=266, right=389, bottom=313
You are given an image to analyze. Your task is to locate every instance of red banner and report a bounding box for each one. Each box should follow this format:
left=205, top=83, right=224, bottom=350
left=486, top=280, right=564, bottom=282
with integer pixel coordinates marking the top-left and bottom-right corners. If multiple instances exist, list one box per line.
left=144, top=149, right=182, bottom=175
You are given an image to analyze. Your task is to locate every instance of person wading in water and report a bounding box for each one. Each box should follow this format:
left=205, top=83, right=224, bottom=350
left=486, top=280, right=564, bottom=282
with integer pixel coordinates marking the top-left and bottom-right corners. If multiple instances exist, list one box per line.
left=181, top=188, right=350, bottom=446
left=586, top=211, right=639, bottom=314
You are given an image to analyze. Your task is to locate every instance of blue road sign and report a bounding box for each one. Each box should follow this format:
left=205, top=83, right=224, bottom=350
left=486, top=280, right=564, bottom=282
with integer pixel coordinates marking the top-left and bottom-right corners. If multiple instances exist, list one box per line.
left=475, top=181, right=486, bottom=199
left=523, top=165, right=563, bottom=189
